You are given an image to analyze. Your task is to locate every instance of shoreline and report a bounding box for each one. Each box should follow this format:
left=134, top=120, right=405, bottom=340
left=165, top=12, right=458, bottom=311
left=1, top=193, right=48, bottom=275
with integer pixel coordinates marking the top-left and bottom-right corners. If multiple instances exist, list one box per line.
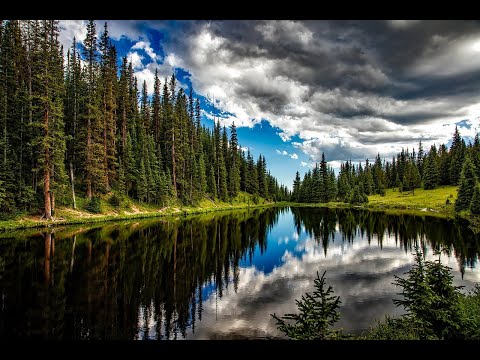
left=0, top=201, right=461, bottom=232
left=2, top=185, right=478, bottom=233
left=0, top=202, right=285, bottom=232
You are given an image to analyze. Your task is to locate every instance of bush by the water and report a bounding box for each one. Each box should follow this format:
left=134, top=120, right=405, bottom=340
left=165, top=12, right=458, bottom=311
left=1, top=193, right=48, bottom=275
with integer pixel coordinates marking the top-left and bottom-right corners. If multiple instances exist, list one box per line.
left=109, top=194, right=121, bottom=208
left=86, top=197, right=103, bottom=214
left=271, top=271, right=346, bottom=340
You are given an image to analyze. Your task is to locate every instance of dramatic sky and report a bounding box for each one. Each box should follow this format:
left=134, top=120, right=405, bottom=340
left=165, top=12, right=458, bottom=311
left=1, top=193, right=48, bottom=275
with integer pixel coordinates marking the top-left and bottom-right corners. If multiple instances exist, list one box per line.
left=59, top=20, right=480, bottom=188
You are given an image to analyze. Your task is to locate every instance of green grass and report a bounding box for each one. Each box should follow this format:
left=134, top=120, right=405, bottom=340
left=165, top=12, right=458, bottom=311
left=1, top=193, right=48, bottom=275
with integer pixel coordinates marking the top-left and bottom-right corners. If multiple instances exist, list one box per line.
left=367, top=186, right=457, bottom=217
left=287, top=186, right=458, bottom=219
left=0, top=191, right=281, bottom=231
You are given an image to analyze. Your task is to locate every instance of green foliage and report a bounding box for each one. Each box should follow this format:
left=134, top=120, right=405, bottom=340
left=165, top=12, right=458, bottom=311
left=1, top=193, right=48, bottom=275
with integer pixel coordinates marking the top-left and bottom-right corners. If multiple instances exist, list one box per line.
left=0, top=20, right=287, bottom=217
left=455, top=156, right=478, bottom=212
left=365, top=315, right=429, bottom=340
left=362, top=247, right=480, bottom=340
left=271, top=271, right=345, bottom=340
left=270, top=243, right=480, bottom=341
left=349, top=185, right=368, bottom=204
left=392, top=246, right=464, bottom=339
left=450, top=126, right=466, bottom=185
left=108, top=194, right=121, bottom=208
left=0, top=179, right=6, bottom=209
left=458, top=284, right=480, bottom=340
left=423, top=145, right=439, bottom=190
left=470, top=184, right=480, bottom=215
left=86, top=196, right=103, bottom=214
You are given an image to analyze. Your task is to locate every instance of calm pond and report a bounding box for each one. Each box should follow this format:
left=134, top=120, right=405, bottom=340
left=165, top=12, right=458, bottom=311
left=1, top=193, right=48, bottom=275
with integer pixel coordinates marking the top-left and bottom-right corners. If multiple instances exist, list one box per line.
left=1, top=206, right=479, bottom=339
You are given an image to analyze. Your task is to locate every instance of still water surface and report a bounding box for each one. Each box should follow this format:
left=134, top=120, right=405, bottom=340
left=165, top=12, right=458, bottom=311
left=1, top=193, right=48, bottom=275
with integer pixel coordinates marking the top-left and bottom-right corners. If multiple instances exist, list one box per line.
left=1, top=206, right=479, bottom=339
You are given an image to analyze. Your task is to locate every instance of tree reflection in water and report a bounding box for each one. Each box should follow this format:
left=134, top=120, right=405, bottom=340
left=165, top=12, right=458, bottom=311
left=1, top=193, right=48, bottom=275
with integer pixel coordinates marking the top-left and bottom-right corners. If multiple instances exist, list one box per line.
left=0, top=206, right=478, bottom=339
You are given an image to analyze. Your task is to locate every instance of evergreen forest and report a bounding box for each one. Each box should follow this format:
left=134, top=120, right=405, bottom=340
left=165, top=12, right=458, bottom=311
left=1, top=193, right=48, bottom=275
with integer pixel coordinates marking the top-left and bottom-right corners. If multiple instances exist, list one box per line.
left=0, top=20, right=289, bottom=220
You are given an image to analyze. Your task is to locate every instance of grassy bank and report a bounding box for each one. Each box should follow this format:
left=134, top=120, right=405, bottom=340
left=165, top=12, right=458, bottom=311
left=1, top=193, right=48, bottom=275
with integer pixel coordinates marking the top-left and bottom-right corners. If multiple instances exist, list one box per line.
left=288, top=186, right=458, bottom=219
left=0, top=192, right=283, bottom=231
left=2, top=186, right=475, bottom=232
left=367, top=186, right=457, bottom=218
left=288, top=185, right=480, bottom=231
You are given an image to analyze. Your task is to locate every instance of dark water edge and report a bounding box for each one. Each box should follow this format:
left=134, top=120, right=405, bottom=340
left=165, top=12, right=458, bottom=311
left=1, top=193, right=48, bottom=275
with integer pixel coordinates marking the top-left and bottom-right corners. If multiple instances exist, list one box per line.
left=0, top=206, right=479, bottom=339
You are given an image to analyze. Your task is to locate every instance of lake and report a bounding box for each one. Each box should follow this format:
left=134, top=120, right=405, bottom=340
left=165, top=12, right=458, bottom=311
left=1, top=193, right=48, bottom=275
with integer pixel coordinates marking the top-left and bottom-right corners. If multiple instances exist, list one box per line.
left=0, top=206, right=479, bottom=339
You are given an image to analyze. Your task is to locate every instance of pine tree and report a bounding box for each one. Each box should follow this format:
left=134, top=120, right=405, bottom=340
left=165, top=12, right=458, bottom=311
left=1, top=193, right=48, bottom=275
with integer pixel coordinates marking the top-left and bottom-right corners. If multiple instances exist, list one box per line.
left=472, top=133, right=480, bottom=179
left=137, top=157, right=147, bottom=202
left=423, top=144, right=439, bottom=190
left=124, top=132, right=136, bottom=196
left=327, top=168, right=337, bottom=201
left=0, top=20, right=289, bottom=215
left=218, top=148, right=228, bottom=201
left=271, top=271, right=343, bottom=340
left=470, top=184, right=480, bottom=215
left=455, top=156, right=478, bottom=212
left=228, top=122, right=240, bottom=198
left=364, top=165, right=374, bottom=195
left=257, top=155, right=268, bottom=199
left=207, top=164, right=217, bottom=199
left=197, top=152, right=207, bottom=196
left=450, top=126, right=465, bottom=185
left=292, top=171, right=301, bottom=202
left=417, top=140, right=424, bottom=178
left=0, top=20, right=28, bottom=212
left=319, top=153, right=328, bottom=202
left=438, top=144, right=450, bottom=185
left=240, top=150, right=247, bottom=192
left=98, top=22, right=117, bottom=190
left=393, top=247, right=463, bottom=340
left=163, top=74, right=177, bottom=195
left=117, top=158, right=126, bottom=195
left=31, top=21, right=67, bottom=218
left=81, top=19, right=106, bottom=199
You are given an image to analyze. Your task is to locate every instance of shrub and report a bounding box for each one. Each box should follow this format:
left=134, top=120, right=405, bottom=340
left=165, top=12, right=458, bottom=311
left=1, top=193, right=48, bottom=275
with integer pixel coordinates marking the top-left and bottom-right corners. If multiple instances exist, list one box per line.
left=109, top=194, right=121, bottom=208
left=392, top=246, right=464, bottom=339
left=364, top=315, right=432, bottom=340
left=458, top=284, right=480, bottom=340
left=271, top=271, right=345, bottom=340
left=470, top=185, right=480, bottom=214
left=86, top=196, right=102, bottom=214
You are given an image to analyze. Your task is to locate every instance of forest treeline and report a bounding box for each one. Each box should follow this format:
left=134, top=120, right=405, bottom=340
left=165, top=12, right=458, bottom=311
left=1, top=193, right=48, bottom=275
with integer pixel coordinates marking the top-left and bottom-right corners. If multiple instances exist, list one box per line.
left=0, top=20, right=289, bottom=219
left=291, top=126, right=480, bottom=213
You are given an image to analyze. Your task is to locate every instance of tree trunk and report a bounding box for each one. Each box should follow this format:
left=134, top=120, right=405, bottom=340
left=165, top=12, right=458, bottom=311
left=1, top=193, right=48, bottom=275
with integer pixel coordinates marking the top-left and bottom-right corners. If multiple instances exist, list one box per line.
left=70, top=161, right=76, bottom=209
left=103, top=91, right=109, bottom=190
left=122, top=103, right=126, bottom=154
left=73, top=68, right=77, bottom=170
left=51, top=191, right=55, bottom=218
left=172, top=130, right=177, bottom=194
left=44, top=112, right=52, bottom=220
left=43, top=25, right=52, bottom=220
left=86, top=100, right=92, bottom=199
left=50, top=165, right=55, bottom=218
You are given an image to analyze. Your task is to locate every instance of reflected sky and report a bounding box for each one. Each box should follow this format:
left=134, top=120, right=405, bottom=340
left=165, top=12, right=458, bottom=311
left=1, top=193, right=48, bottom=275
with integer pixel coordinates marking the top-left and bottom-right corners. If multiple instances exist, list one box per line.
left=1, top=207, right=479, bottom=340
left=179, top=209, right=480, bottom=339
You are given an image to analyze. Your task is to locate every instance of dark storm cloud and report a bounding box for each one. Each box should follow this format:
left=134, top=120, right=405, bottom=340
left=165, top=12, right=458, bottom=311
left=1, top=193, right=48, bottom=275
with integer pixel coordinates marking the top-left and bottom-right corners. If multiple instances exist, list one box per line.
left=355, top=133, right=438, bottom=145
left=219, top=20, right=480, bottom=97
left=135, top=20, right=480, bottom=160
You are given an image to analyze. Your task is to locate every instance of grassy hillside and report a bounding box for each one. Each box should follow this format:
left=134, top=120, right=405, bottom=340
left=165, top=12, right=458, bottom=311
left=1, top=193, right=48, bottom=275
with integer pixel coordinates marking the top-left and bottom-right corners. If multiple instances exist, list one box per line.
left=367, top=186, right=458, bottom=217
left=0, top=191, right=277, bottom=231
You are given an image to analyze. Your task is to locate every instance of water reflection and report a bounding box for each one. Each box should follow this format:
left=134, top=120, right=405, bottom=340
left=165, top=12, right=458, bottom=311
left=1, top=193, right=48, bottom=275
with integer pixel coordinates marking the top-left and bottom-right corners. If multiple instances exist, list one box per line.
left=0, top=207, right=479, bottom=339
